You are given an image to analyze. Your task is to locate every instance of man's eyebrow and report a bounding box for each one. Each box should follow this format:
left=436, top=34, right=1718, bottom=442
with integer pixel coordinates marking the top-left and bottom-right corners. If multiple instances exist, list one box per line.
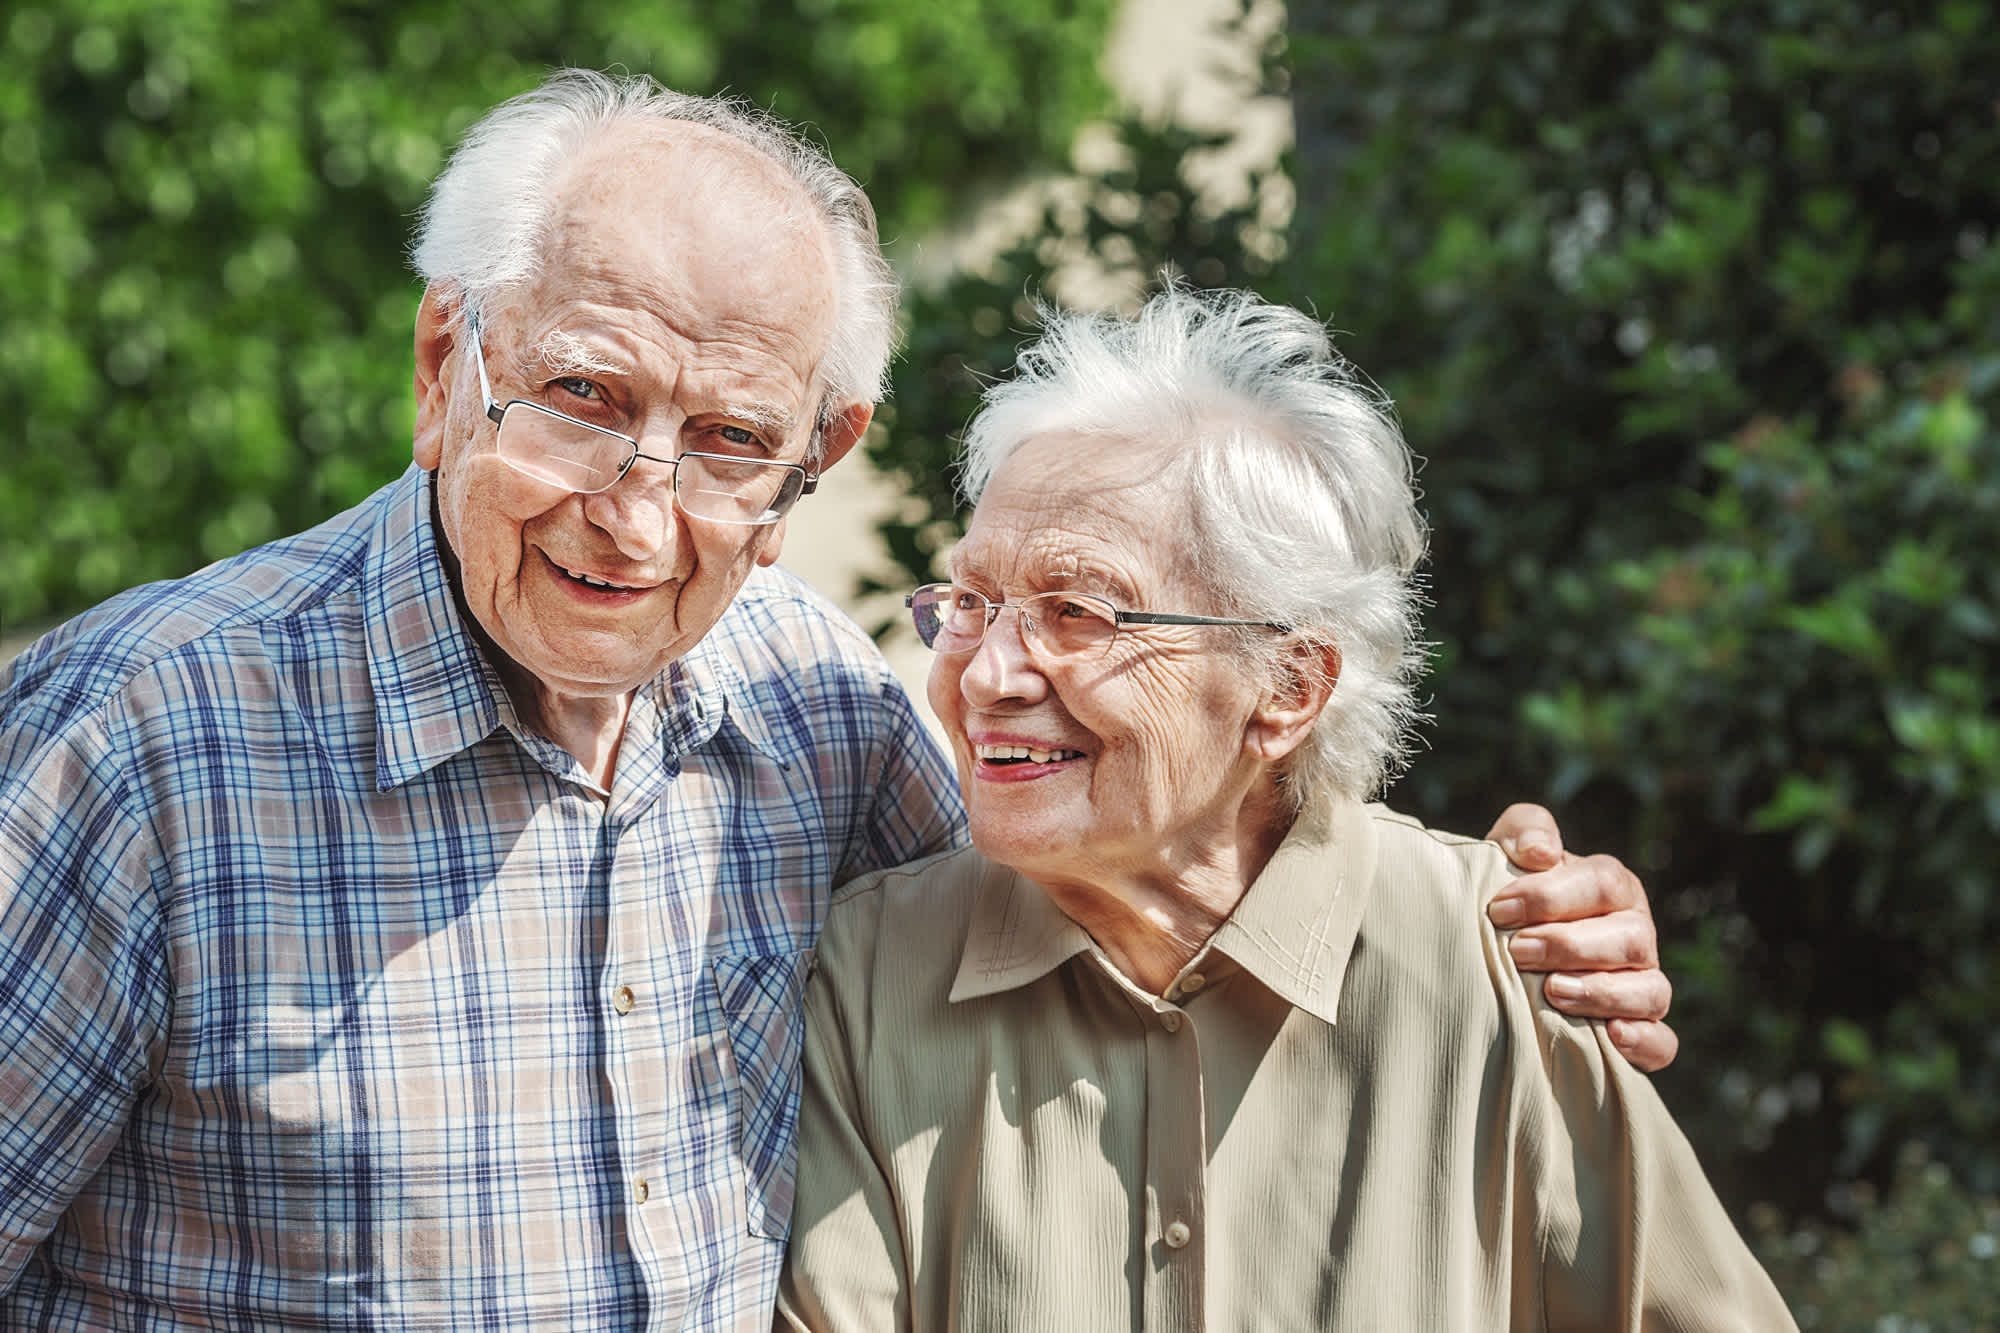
left=529, top=329, right=622, bottom=379
left=716, top=400, right=798, bottom=435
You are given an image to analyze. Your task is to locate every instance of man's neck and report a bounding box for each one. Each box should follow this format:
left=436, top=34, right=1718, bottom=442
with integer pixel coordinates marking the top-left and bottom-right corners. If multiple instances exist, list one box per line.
left=510, top=680, right=632, bottom=795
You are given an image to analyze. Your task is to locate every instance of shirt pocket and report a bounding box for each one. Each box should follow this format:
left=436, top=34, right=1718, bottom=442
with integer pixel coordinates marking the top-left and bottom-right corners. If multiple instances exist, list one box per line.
left=710, top=947, right=813, bottom=1240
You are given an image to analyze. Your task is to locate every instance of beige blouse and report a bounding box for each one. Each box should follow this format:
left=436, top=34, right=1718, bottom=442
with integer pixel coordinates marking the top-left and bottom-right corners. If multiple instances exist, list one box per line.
left=777, top=797, right=1795, bottom=1331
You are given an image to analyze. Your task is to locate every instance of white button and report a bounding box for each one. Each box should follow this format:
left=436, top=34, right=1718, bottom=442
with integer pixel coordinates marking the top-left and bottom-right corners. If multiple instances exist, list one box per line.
left=1163, top=1220, right=1191, bottom=1249
left=613, top=985, right=635, bottom=1015
left=634, top=1177, right=650, bottom=1204
left=1180, top=972, right=1206, bottom=995
left=1161, top=1011, right=1183, bottom=1033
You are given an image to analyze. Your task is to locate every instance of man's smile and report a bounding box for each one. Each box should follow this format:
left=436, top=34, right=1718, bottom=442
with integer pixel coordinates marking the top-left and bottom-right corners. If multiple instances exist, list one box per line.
left=545, top=553, right=657, bottom=595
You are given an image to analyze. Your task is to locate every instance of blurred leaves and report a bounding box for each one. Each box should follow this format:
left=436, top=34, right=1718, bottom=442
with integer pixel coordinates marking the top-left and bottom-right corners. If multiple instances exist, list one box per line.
left=0, top=0, right=1117, bottom=633
left=1752, top=1145, right=2000, bottom=1331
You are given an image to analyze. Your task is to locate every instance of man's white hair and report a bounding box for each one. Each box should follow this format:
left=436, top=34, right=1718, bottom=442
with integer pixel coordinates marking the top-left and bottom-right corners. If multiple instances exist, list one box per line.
left=957, top=286, right=1430, bottom=807
left=411, top=68, right=898, bottom=437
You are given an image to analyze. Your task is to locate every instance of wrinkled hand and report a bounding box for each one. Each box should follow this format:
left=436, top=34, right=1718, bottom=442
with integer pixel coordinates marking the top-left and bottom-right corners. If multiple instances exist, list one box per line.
left=1484, top=803, right=1678, bottom=1073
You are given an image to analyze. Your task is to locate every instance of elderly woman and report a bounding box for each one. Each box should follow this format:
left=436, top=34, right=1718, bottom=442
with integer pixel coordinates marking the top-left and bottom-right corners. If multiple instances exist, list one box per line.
left=775, top=287, right=1791, bottom=1330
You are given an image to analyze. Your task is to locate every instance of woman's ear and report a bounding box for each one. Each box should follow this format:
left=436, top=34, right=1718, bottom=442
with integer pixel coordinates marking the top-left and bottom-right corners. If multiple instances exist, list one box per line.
left=1245, top=639, right=1340, bottom=764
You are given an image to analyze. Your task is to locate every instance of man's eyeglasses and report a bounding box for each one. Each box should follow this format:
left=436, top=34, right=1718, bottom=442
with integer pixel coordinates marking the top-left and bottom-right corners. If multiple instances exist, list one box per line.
left=466, top=311, right=816, bottom=527
left=907, top=583, right=1289, bottom=661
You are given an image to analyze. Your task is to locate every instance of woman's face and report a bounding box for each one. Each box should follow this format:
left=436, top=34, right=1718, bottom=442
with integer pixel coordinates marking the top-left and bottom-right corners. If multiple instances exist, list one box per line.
left=928, top=431, right=1274, bottom=891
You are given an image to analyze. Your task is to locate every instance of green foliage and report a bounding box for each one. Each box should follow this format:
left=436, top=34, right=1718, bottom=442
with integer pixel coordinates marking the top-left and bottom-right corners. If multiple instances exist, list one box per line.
left=1531, top=355, right=2000, bottom=1204
left=1753, top=1145, right=2000, bottom=1330
left=0, top=0, right=1116, bottom=633
left=868, top=111, right=1287, bottom=598
left=866, top=0, right=2000, bottom=1219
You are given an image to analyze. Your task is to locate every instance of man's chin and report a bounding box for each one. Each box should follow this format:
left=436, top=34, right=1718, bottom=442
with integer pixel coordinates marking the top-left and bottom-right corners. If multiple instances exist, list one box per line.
left=495, top=633, right=676, bottom=706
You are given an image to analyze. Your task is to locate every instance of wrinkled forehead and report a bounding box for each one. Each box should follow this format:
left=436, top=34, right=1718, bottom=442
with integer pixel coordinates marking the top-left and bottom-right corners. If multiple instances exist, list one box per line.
left=951, top=431, right=1197, bottom=587
left=536, top=124, right=838, bottom=368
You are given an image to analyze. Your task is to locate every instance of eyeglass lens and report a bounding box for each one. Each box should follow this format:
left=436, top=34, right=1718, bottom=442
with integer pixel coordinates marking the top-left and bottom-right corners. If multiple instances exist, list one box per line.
left=909, top=586, right=1119, bottom=658
left=494, top=404, right=803, bottom=525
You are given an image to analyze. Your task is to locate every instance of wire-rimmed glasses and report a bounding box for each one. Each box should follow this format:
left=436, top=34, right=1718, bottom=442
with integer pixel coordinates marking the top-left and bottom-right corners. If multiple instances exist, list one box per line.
left=906, top=583, right=1289, bottom=661
left=465, top=312, right=816, bottom=526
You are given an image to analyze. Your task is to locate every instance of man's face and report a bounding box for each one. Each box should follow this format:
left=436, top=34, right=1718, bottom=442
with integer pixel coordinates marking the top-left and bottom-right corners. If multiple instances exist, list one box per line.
left=414, top=126, right=846, bottom=706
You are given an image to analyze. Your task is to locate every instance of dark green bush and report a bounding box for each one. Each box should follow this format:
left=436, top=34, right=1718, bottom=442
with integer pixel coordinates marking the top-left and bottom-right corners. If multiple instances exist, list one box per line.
left=1754, top=1145, right=2000, bottom=1331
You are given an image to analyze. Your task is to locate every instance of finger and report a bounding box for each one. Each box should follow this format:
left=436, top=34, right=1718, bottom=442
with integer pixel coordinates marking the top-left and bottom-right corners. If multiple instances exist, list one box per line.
left=1485, top=802, right=1561, bottom=871
left=1488, top=852, right=1647, bottom=927
left=1607, top=1018, right=1680, bottom=1074
left=1541, top=967, right=1672, bottom=1022
left=1506, top=910, right=1659, bottom=973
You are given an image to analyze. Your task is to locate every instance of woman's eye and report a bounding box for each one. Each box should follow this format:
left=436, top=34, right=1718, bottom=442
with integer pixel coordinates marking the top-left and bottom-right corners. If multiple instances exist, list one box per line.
left=1051, top=598, right=1092, bottom=620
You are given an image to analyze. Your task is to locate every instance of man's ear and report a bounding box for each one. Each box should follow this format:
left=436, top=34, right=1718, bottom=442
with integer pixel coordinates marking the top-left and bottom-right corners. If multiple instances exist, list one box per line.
left=813, top=401, right=874, bottom=475
left=752, top=401, right=873, bottom=569
left=412, top=283, right=460, bottom=470
left=752, top=513, right=791, bottom=568
left=1245, top=639, right=1341, bottom=764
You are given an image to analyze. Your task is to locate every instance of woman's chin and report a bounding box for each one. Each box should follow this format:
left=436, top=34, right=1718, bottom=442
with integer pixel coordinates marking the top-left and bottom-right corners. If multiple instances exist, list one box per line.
left=968, top=812, right=1078, bottom=875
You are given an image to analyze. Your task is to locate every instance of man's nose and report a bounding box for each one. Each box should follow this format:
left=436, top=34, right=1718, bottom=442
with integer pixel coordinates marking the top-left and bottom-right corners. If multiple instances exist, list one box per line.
left=582, top=461, right=679, bottom=561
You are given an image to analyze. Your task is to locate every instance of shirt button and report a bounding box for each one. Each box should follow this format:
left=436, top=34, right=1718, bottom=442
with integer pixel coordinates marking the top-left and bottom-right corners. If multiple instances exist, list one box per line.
left=1164, top=1220, right=1192, bottom=1249
left=634, top=1177, right=650, bottom=1204
left=1161, top=1011, right=1183, bottom=1033
left=613, top=985, right=635, bottom=1015
left=1180, top=972, right=1207, bottom=996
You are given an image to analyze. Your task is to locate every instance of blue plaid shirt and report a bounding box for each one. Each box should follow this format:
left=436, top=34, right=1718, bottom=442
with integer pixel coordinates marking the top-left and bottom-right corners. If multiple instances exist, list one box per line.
left=0, top=465, right=965, bottom=1330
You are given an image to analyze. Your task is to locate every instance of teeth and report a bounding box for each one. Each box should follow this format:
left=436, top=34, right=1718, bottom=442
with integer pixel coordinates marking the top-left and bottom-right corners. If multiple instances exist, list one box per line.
left=976, top=744, right=1080, bottom=764
left=560, top=564, right=637, bottom=591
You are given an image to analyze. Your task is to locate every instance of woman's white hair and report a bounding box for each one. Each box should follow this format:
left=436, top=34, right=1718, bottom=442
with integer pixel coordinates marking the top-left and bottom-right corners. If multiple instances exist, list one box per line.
left=410, top=68, right=897, bottom=443
left=958, top=286, right=1429, bottom=807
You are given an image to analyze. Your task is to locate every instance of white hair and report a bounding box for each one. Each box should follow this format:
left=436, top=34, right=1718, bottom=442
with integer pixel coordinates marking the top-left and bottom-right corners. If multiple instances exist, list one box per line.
left=410, top=68, right=898, bottom=441
left=958, top=286, right=1430, bottom=806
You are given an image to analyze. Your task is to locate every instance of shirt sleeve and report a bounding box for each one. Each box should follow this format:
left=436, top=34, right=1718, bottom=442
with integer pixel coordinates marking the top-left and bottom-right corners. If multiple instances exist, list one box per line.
left=0, top=706, right=170, bottom=1290
left=834, top=673, right=965, bottom=888
left=1517, top=978, right=1798, bottom=1329
left=775, top=889, right=913, bottom=1332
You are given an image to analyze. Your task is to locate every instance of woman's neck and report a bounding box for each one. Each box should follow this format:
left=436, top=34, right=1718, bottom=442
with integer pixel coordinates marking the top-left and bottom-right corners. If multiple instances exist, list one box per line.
left=1033, top=781, right=1296, bottom=995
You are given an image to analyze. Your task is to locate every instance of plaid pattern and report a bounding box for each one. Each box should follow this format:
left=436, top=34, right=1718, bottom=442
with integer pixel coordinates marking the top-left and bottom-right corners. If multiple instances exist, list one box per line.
left=0, top=466, right=965, bottom=1330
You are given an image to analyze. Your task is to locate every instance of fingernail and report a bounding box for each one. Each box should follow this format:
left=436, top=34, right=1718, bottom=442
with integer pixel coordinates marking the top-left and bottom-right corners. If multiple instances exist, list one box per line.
left=1508, top=935, right=1545, bottom=965
left=1488, top=897, right=1527, bottom=927
left=1518, top=830, right=1555, bottom=857
left=1547, top=974, right=1587, bottom=1001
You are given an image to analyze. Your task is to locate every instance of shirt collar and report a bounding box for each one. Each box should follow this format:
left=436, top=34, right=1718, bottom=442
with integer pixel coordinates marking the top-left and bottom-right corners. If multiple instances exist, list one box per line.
left=364, top=467, right=505, bottom=792
left=1198, top=794, right=1376, bottom=1026
left=948, top=794, right=1377, bottom=1027
left=949, top=858, right=1099, bottom=1002
left=362, top=468, right=791, bottom=791
left=652, top=624, right=793, bottom=770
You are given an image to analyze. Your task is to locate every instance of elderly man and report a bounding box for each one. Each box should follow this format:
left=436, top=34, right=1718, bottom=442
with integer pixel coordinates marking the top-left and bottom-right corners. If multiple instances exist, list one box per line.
left=1, top=71, right=1666, bottom=1327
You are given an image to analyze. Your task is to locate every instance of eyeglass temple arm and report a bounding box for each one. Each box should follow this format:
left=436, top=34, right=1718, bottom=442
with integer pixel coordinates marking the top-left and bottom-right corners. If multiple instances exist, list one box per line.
left=1117, top=611, right=1293, bottom=632
left=462, top=308, right=508, bottom=428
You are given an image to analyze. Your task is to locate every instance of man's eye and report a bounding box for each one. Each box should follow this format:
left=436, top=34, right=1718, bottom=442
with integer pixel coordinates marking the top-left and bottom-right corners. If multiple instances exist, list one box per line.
left=716, top=424, right=761, bottom=448
left=553, top=377, right=602, bottom=403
